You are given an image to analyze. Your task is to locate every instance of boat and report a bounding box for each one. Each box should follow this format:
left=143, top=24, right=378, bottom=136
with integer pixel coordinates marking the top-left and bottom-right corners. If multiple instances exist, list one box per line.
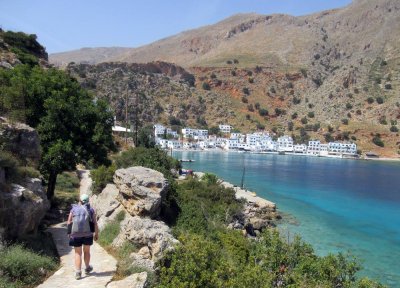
left=179, top=159, right=196, bottom=162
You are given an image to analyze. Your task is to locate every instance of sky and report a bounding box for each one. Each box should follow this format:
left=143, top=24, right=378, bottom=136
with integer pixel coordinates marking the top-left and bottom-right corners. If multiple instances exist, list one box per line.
left=0, top=0, right=352, bottom=54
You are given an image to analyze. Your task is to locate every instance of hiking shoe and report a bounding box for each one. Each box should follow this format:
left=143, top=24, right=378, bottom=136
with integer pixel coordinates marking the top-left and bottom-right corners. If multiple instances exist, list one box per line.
left=75, top=271, right=82, bottom=280
left=84, top=265, right=93, bottom=274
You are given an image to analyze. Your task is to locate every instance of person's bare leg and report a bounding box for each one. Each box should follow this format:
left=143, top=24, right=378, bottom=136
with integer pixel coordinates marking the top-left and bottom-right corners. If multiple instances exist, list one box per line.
left=83, top=245, right=91, bottom=268
left=74, top=246, right=83, bottom=271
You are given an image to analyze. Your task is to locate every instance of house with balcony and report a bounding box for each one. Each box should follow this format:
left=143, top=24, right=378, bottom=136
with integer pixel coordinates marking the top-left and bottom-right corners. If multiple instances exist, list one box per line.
left=293, top=144, right=307, bottom=154
left=277, top=136, right=294, bottom=152
left=307, top=140, right=321, bottom=156
left=219, top=124, right=232, bottom=134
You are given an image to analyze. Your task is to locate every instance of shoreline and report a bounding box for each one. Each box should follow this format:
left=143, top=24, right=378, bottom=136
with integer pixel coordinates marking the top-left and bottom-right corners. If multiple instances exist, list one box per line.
left=171, top=148, right=400, bottom=163
left=193, top=172, right=276, bottom=210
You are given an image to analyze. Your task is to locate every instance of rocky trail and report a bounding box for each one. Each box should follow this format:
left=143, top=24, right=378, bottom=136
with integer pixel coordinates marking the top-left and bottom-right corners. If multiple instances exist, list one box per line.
left=37, top=170, right=117, bottom=288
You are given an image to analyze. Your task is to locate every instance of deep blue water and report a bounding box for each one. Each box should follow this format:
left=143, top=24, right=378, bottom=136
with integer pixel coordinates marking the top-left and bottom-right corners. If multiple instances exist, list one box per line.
left=173, top=151, right=400, bottom=287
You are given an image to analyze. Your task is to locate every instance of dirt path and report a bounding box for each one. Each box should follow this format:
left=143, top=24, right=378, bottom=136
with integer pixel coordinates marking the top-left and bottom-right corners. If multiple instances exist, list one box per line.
left=38, top=169, right=117, bottom=288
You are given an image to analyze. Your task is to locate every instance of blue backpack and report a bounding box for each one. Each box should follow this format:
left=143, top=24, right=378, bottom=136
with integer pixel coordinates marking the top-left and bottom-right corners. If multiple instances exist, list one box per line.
left=71, top=203, right=94, bottom=234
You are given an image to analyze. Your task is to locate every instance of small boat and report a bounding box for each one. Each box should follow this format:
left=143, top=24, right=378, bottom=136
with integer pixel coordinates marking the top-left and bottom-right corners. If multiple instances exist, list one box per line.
left=180, top=159, right=196, bottom=162
left=251, top=192, right=257, bottom=197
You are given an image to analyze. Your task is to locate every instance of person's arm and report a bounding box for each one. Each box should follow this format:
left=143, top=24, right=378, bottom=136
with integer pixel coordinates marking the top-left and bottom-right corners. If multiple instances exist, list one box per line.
left=67, top=212, right=73, bottom=235
left=93, top=211, right=99, bottom=241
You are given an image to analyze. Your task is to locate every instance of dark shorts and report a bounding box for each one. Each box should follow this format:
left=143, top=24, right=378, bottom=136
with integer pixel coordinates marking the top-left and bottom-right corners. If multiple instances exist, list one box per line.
left=69, top=236, right=93, bottom=247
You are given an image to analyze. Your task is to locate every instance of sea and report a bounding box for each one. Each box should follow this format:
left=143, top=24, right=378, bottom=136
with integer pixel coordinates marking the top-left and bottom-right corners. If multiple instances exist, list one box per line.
left=172, top=150, right=400, bottom=287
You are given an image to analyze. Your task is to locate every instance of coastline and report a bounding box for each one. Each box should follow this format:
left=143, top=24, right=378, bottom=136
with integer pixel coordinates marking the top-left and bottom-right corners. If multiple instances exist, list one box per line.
left=193, top=172, right=276, bottom=210
left=171, top=148, right=400, bottom=162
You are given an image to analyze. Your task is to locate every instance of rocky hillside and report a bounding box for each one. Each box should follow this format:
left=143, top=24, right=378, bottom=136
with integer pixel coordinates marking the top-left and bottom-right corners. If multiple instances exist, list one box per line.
left=56, top=0, right=400, bottom=156
left=0, top=118, right=50, bottom=240
left=0, top=29, right=48, bottom=68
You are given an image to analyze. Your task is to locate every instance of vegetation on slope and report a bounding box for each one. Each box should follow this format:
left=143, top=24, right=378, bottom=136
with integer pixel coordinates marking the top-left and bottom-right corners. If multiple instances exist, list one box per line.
left=0, top=244, right=57, bottom=288
left=93, top=147, right=384, bottom=287
left=0, top=63, right=115, bottom=199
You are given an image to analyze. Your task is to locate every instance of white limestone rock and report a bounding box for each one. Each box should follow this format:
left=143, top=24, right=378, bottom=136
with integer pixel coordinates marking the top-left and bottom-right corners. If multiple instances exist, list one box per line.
left=107, top=272, right=147, bottom=288
left=113, top=166, right=169, bottom=219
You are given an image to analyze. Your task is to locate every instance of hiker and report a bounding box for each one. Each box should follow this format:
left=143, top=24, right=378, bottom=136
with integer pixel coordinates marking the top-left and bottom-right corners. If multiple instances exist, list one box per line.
left=67, top=194, right=99, bottom=280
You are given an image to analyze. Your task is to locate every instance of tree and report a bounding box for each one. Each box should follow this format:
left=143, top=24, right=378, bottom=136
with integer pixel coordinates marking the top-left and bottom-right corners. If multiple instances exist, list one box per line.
left=202, top=82, right=210, bottom=90
left=209, top=126, right=220, bottom=136
left=259, top=108, right=268, bottom=116
left=137, top=125, right=156, bottom=148
left=0, top=65, right=115, bottom=199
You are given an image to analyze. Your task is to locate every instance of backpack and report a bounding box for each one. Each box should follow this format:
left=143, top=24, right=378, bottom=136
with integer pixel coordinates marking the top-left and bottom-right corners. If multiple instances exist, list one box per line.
left=71, top=203, right=94, bottom=234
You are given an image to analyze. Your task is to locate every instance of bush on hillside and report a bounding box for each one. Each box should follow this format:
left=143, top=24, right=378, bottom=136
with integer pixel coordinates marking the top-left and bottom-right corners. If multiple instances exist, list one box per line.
left=0, top=244, right=57, bottom=286
left=91, top=164, right=117, bottom=194
left=174, top=178, right=244, bottom=234
left=115, top=147, right=180, bottom=179
left=390, top=126, right=399, bottom=132
left=372, top=135, right=384, bottom=147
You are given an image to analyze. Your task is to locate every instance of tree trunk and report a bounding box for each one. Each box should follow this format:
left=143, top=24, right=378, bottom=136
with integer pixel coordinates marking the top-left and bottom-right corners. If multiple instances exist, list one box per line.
left=47, top=172, right=58, bottom=200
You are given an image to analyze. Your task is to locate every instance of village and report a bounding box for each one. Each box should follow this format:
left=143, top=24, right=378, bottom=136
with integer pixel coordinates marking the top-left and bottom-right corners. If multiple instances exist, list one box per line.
left=151, top=124, right=358, bottom=158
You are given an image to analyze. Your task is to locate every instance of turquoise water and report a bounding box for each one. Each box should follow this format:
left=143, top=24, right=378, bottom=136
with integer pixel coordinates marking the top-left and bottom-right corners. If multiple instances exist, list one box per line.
left=173, top=151, right=400, bottom=287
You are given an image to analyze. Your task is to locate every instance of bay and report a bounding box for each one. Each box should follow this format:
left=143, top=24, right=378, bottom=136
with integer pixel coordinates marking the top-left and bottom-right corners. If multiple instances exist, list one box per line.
left=173, top=150, right=400, bottom=287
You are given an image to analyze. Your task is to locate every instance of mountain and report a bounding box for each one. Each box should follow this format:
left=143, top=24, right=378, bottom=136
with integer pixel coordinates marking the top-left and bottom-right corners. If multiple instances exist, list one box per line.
left=55, top=0, right=400, bottom=157
left=50, top=47, right=131, bottom=67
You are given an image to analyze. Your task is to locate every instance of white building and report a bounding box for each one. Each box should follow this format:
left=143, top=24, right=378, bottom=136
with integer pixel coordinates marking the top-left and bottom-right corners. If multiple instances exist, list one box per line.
left=328, top=142, right=357, bottom=155
left=219, top=124, right=232, bottom=134
left=167, top=140, right=182, bottom=149
left=156, top=139, right=168, bottom=149
left=277, top=136, right=294, bottom=152
left=166, top=128, right=178, bottom=138
left=307, top=140, right=321, bottom=155
left=153, top=124, right=166, bottom=137
left=182, top=128, right=196, bottom=138
left=224, top=139, right=239, bottom=150
left=182, top=128, right=208, bottom=140
left=294, top=144, right=307, bottom=153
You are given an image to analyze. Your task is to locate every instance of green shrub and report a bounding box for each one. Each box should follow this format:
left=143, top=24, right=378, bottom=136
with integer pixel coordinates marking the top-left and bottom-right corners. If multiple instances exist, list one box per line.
left=367, top=97, right=374, bottom=104
left=372, top=135, right=384, bottom=147
left=390, top=126, right=399, bottom=133
left=376, top=97, right=384, bottom=104
left=17, top=166, right=40, bottom=179
left=114, top=147, right=180, bottom=179
left=241, top=96, right=248, bottom=103
left=259, top=108, right=268, bottom=116
left=308, top=111, right=315, bottom=118
left=202, top=82, right=210, bottom=90
left=201, top=173, right=219, bottom=185
left=52, top=171, right=80, bottom=211
left=91, top=164, right=116, bottom=194
left=98, top=221, right=121, bottom=247
left=242, top=87, right=250, bottom=95
left=0, top=245, right=57, bottom=286
left=342, top=119, right=349, bottom=125
left=301, top=117, right=308, bottom=124
left=0, top=151, right=20, bottom=183
left=55, top=172, right=79, bottom=193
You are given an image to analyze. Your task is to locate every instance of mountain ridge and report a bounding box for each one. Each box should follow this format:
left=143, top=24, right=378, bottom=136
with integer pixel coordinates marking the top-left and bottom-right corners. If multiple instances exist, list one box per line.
left=53, top=0, right=400, bottom=156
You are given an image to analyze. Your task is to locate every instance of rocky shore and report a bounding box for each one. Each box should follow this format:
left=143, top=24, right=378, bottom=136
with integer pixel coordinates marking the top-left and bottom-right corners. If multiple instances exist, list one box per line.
left=90, top=166, right=179, bottom=287
left=194, top=172, right=281, bottom=237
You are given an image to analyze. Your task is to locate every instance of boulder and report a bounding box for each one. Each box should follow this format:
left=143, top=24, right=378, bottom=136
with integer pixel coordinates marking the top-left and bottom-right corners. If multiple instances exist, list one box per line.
left=107, top=272, right=147, bottom=288
left=113, top=167, right=169, bottom=219
left=0, top=117, right=41, bottom=166
left=129, top=252, right=155, bottom=271
left=0, top=178, right=50, bottom=239
left=90, top=184, right=121, bottom=229
left=113, top=215, right=178, bottom=261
